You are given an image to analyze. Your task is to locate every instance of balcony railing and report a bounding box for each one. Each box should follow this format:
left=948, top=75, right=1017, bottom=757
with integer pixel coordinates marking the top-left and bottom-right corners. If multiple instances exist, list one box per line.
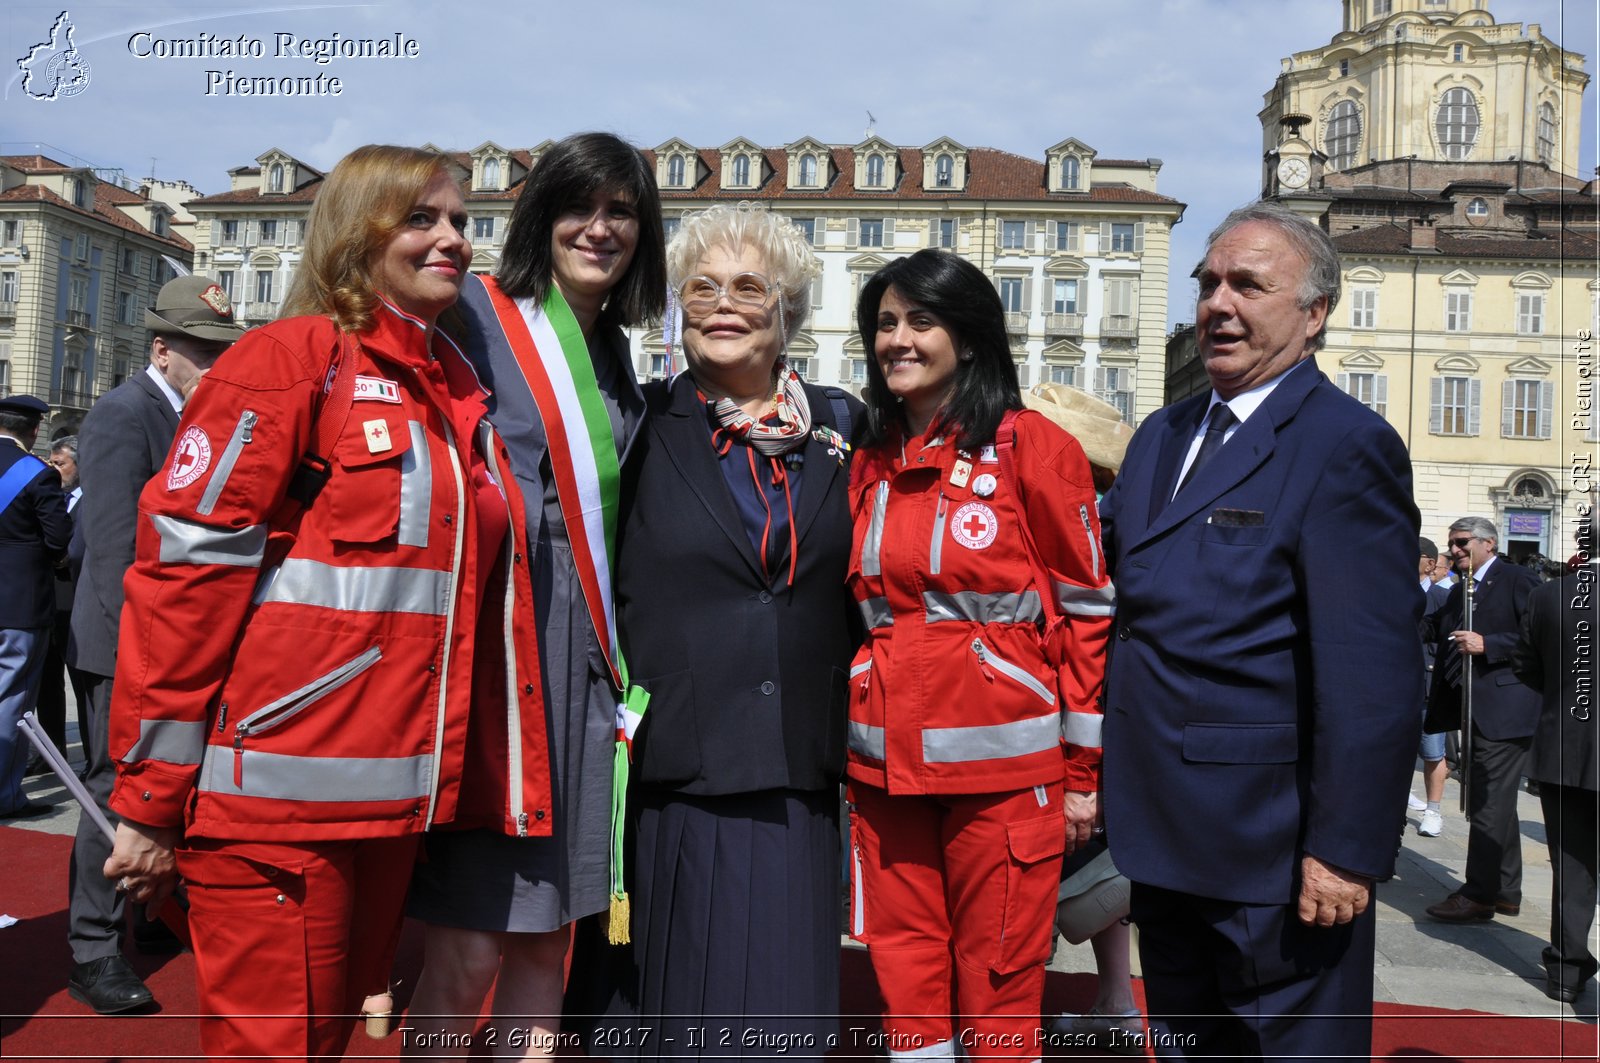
left=52, top=387, right=94, bottom=409
left=1044, top=312, right=1083, bottom=337
left=1003, top=311, right=1029, bottom=336
left=243, top=300, right=280, bottom=320
left=0, top=300, right=15, bottom=319
left=1100, top=315, right=1138, bottom=339
left=67, top=310, right=91, bottom=327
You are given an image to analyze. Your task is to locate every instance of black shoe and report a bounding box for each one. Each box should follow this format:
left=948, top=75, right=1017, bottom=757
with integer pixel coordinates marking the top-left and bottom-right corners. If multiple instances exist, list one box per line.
left=67, top=955, right=155, bottom=1014
left=1545, top=976, right=1580, bottom=1004
left=132, top=919, right=184, bottom=956
left=24, top=756, right=50, bottom=778
left=0, top=801, right=51, bottom=819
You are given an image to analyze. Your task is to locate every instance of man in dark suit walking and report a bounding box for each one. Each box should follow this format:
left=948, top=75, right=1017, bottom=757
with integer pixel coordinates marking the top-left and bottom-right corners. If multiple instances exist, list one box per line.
left=65, top=276, right=243, bottom=1014
left=0, top=395, right=71, bottom=818
left=29, top=435, right=87, bottom=774
left=1423, top=516, right=1542, bottom=923
left=1099, top=202, right=1421, bottom=1060
left=1512, top=517, right=1599, bottom=1004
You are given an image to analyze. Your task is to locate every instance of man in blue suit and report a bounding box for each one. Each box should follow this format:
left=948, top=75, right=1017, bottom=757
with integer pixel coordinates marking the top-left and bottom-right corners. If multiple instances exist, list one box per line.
left=1100, top=203, right=1421, bottom=1061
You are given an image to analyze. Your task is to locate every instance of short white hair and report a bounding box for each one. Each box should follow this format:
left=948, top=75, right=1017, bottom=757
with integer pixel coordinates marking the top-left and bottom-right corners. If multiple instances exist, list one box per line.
left=667, top=202, right=822, bottom=338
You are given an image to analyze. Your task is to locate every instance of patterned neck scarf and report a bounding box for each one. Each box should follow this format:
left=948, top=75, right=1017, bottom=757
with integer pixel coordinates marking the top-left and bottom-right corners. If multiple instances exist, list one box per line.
left=702, top=362, right=812, bottom=457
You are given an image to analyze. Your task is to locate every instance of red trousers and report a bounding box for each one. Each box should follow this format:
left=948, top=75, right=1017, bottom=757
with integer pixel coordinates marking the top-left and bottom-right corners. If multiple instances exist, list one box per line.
left=175, top=835, right=419, bottom=1062
left=848, top=781, right=1066, bottom=1061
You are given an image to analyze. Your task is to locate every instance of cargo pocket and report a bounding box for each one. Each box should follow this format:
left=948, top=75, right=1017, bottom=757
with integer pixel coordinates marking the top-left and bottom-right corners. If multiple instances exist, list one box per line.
left=175, top=845, right=310, bottom=1024
left=995, top=814, right=1067, bottom=974
left=327, top=422, right=412, bottom=545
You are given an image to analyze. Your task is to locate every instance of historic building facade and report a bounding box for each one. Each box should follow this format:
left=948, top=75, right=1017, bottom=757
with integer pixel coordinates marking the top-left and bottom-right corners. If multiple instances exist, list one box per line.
left=0, top=155, right=195, bottom=437
left=186, top=139, right=1185, bottom=425
left=1257, top=0, right=1595, bottom=559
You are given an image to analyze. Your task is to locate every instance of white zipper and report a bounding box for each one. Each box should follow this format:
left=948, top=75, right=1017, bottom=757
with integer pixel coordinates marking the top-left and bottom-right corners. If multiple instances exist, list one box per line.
left=929, top=493, right=949, bottom=575
left=197, top=409, right=257, bottom=516
left=1079, top=503, right=1102, bottom=583
left=969, top=637, right=1056, bottom=706
left=232, top=645, right=381, bottom=786
left=424, top=405, right=467, bottom=829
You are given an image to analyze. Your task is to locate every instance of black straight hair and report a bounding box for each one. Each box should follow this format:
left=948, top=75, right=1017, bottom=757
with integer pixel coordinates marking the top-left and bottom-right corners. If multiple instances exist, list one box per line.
left=855, top=249, right=1021, bottom=451
left=494, top=132, right=667, bottom=328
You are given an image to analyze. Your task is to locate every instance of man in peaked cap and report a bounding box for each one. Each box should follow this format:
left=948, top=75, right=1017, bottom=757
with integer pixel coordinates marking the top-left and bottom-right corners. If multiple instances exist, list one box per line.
left=0, top=394, right=71, bottom=818
left=65, top=275, right=244, bottom=1014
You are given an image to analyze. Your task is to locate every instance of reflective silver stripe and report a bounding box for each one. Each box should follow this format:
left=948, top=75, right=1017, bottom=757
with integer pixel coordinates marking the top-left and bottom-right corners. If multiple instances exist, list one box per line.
left=236, top=646, right=382, bottom=736
left=887, top=1039, right=958, bottom=1062
left=928, top=494, right=947, bottom=576
left=849, top=659, right=872, bottom=680
left=858, top=597, right=894, bottom=630
left=848, top=720, right=885, bottom=760
left=151, top=515, right=266, bottom=568
left=1054, top=580, right=1117, bottom=617
left=1062, top=711, right=1104, bottom=749
left=1080, top=503, right=1102, bottom=583
left=253, top=558, right=450, bottom=615
left=197, top=410, right=257, bottom=517
left=851, top=841, right=865, bottom=937
left=861, top=481, right=888, bottom=577
left=397, top=419, right=431, bottom=548
left=922, top=711, right=1061, bottom=764
left=971, top=638, right=1056, bottom=705
left=923, top=589, right=1044, bottom=626
left=198, top=748, right=432, bottom=803
left=121, top=719, right=207, bottom=765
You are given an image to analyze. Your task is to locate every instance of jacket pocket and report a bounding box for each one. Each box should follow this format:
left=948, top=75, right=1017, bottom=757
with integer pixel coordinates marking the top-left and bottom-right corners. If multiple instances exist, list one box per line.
left=633, top=669, right=702, bottom=786
left=327, top=420, right=415, bottom=545
left=996, top=813, right=1067, bottom=974
left=231, top=646, right=382, bottom=786
left=970, top=637, right=1056, bottom=707
left=1181, top=721, right=1298, bottom=764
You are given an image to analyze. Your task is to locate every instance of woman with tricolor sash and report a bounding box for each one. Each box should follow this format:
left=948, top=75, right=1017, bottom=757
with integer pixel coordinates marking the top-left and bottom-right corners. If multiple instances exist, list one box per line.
left=603, top=202, right=865, bottom=1057
left=405, top=133, right=666, bottom=1055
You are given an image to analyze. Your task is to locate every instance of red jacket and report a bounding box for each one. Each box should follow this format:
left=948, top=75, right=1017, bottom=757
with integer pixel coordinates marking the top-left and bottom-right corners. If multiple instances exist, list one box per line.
left=107, top=303, right=551, bottom=841
left=846, top=411, right=1111, bottom=795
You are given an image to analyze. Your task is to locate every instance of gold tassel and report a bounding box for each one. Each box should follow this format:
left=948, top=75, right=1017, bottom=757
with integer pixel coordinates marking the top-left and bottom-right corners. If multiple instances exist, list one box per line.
left=608, top=892, right=631, bottom=945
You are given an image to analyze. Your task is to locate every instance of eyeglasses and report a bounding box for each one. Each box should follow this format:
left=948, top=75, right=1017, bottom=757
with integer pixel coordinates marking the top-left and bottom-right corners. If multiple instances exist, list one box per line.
left=1448, top=537, right=1477, bottom=549
left=678, top=272, right=774, bottom=315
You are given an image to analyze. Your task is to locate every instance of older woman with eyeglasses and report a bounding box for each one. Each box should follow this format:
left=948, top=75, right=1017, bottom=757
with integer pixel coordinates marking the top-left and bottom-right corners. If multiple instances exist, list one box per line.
left=602, top=201, right=863, bottom=1055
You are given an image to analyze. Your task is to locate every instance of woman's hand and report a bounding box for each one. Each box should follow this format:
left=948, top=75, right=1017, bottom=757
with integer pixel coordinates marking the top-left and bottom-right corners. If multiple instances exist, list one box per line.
left=1063, top=790, right=1100, bottom=854
left=104, top=820, right=182, bottom=912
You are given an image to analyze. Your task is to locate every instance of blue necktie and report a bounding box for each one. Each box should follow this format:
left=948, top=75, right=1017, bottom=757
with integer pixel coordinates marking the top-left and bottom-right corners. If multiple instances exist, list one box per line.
left=1175, top=403, right=1236, bottom=497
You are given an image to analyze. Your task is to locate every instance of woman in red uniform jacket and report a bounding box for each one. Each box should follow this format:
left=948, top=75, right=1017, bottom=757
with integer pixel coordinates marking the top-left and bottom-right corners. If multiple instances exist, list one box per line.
left=102, top=145, right=547, bottom=1061
left=847, top=250, right=1111, bottom=1060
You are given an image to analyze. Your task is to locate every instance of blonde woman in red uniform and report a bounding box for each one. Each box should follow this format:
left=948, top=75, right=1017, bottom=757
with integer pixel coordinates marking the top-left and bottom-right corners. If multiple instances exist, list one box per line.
left=102, top=145, right=548, bottom=1061
left=846, top=249, right=1112, bottom=1060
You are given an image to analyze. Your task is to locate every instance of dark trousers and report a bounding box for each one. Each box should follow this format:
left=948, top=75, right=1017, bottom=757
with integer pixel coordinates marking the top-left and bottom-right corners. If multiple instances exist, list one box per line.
left=1462, top=729, right=1532, bottom=907
left=1538, top=783, right=1599, bottom=991
left=33, top=610, right=92, bottom=764
left=1131, top=881, right=1376, bottom=1063
left=67, top=672, right=125, bottom=963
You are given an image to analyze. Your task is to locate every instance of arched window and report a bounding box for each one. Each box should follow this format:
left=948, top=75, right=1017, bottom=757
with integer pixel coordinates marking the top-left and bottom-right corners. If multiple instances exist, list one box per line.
left=482, top=157, right=501, bottom=188
left=667, top=154, right=686, bottom=187
left=1325, top=101, right=1361, bottom=171
left=269, top=163, right=284, bottom=192
left=935, top=154, right=953, bottom=187
left=1436, top=87, right=1480, bottom=160
left=1537, top=103, right=1557, bottom=165
left=866, top=153, right=885, bottom=187
left=732, top=154, right=751, bottom=186
left=1062, top=156, right=1080, bottom=190
left=799, top=153, right=817, bottom=187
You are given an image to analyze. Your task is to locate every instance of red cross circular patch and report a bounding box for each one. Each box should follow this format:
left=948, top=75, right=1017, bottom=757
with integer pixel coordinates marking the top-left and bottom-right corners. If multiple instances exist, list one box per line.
left=167, top=425, right=212, bottom=490
left=951, top=501, right=999, bottom=550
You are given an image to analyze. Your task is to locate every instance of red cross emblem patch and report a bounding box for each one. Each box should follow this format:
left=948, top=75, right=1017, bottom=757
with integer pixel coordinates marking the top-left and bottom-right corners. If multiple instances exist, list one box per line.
left=166, top=425, right=212, bottom=490
left=951, top=501, right=999, bottom=550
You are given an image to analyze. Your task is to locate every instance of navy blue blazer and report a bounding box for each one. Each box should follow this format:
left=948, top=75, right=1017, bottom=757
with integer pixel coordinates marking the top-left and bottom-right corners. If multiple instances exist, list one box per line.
left=1424, top=556, right=1542, bottom=741
left=1099, top=359, right=1422, bottom=905
left=0, top=438, right=70, bottom=629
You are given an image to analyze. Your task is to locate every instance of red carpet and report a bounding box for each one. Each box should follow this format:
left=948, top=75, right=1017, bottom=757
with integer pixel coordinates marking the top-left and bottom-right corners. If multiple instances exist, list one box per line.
left=2, top=825, right=1593, bottom=1061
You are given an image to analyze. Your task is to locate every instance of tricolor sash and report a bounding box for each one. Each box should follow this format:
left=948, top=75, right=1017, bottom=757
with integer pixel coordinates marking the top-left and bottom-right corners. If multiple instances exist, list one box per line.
left=480, top=277, right=648, bottom=942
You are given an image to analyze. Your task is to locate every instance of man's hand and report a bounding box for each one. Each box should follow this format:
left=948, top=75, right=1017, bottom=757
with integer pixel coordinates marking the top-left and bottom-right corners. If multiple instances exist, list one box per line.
left=1063, top=790, right=1100, bottom=855
left=105, top=820, right=182, bottom=912
left=1450, top=629, right=1485, bottom=656
left=1297, top=854, right=1371, bottom=927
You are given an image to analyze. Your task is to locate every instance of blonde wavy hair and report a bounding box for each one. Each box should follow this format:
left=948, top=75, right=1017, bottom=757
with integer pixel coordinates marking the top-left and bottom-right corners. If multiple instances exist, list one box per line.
left=667, top=202, right=822, bottom=339
left=280, top=144, right=456, bottom=333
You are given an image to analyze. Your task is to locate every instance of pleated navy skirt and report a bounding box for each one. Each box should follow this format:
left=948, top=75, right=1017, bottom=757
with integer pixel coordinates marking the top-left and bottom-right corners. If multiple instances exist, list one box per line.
left=623, top=787, right=841, bottom=1059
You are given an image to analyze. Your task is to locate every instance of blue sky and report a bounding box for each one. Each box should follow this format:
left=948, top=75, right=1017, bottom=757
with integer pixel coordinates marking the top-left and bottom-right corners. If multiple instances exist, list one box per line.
left=3, top=0, right=1595, bottom=326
